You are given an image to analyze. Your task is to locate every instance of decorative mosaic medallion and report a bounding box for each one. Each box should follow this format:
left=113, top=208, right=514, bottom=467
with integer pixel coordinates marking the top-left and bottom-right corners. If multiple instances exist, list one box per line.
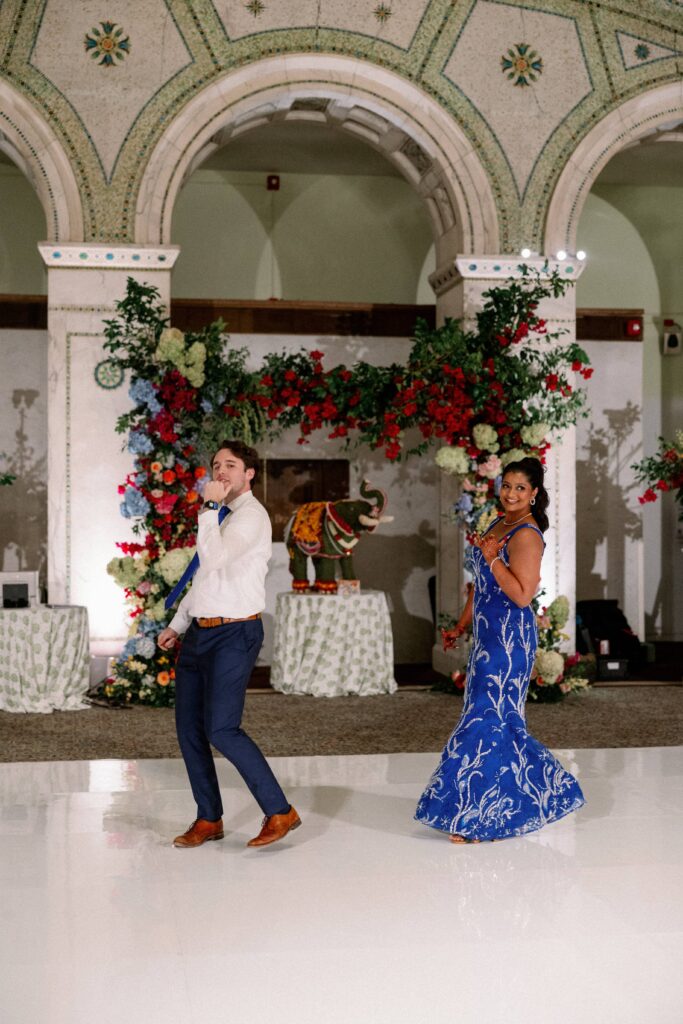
left=374, top=3, right=392, bottom=23
left=84, top=21, right=131, bottom=67
left=245, top=0, right=266, bottom=16
left=634, top=43, right=651, bottom=61
left=501, top=43, right=543, bottom=87
left=94, top=359, right=124, bottom=390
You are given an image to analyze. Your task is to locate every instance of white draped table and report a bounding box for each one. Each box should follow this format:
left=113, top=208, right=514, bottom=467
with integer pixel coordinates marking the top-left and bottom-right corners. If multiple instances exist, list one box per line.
left=0, top=606, right=90, bottom=713
left=270, top=590, right=397, bottom=697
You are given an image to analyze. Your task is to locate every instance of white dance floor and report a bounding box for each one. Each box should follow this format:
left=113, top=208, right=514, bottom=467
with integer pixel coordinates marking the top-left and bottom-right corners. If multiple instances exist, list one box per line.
left=2, top=746, right=681, bottom=1024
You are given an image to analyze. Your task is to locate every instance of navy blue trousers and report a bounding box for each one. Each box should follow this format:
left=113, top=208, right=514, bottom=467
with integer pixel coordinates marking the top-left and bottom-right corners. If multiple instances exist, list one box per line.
left=175, top=619, right=288, bottom=821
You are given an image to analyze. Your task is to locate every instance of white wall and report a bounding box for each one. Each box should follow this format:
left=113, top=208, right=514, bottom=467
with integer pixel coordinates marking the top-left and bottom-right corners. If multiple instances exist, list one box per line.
left=171, top=169, right=436, bottom=304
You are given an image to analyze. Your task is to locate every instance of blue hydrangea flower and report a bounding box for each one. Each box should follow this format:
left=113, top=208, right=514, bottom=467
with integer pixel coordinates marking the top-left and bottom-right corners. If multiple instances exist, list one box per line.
left=494, top=475, right=502, bottom=494
left=129, top=379, right=162, bottom=414
left=137, top=617, right=158, bottom=637
left=120, top=638, right=137, bottom=660
left=456, top=493, right=473, bottom=513
left=200, top=398, right=213, bottom=414
left=127, top=430, right=154, bottom=455
left=135, top=636, right=156, bottom=659
left=120, top=487, right=150, bottom=518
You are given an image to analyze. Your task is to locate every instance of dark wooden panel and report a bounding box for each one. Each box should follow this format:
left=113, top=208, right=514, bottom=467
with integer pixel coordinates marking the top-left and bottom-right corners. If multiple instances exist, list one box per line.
left=0, top=295, right=643, bottom=343
left=170, top=298, right=435, bottom=336
left=252, top=458, right=350, bottom=542
left=576, top=308, right=644, bottom=342
left=0, top=295, right=47, bottom=330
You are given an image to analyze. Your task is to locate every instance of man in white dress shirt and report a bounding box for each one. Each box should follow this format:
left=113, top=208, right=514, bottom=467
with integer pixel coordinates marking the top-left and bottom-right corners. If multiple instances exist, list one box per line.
left=157, top=440, right=300, bottom=849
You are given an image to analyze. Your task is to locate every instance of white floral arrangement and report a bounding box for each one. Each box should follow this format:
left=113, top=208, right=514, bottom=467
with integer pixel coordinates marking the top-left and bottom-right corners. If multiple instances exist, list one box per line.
left=435, top=445, right=470, bottom=476
left=472, top=423, right=500, bottom=453
left=106, top=555, right=147, bottom=589
left=155, top=327, right=207, bottom=388
left=157, top=546, right=196, bottom=586
left=521, top=422, right=551, bottom=447
left=533, top=648, right=565, bottom=684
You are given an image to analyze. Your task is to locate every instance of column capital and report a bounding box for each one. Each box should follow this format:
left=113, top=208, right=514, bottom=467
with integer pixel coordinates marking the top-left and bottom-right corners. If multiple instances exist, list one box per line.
left=38, top=242, right=180, bottom=270
left=430, top=254, right=585, bottom=296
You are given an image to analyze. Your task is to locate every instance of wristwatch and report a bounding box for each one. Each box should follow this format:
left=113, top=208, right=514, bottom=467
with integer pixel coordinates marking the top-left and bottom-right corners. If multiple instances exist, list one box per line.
left=203, top=500, right=220, bottom=511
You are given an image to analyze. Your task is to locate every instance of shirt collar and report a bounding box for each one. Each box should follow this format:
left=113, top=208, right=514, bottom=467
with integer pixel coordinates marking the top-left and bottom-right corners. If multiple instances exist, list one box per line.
left=224, top=489, right=253, bottom=513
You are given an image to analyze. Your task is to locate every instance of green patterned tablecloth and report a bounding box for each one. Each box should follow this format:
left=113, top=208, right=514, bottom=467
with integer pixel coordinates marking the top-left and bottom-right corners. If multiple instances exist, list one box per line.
left=0, top=606, right=90, bottom=713
left=270, top=590, right=396, bottom=697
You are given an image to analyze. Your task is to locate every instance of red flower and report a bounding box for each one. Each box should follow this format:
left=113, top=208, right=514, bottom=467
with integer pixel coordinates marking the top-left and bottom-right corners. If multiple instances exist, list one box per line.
left=259, top=374, right=273, bottom=387
left=284, top=369, right=297, bottom=382
left=545, top=374, right=558, bottom=392
left=162, top=470, right=176, bottom=485
left=656, top=480, right=670, bottom=491
left=309, top=350, right=324, bottom=361
left=385, top=441, right=401, bottom=461
left=286, top=392, right=301, bottom=407
left=152, top=493, right=179, bottom=515
left=572, top=360, right=582, bottom=371
left=384, top=421, right=401, bottom=438
left=339, top=369, right=352, bottom=382
left=403, top=402, right=418, bottom=417
left=580, top=367, right=594, bottom=379
left=638, top=488, right=658, bottom=505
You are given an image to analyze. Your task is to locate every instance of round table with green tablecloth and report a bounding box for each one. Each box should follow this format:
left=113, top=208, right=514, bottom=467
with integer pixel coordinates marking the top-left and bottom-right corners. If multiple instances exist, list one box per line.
left=270, top=590, right=396, bottom=697
left=0, top=606, right=90, bottom=713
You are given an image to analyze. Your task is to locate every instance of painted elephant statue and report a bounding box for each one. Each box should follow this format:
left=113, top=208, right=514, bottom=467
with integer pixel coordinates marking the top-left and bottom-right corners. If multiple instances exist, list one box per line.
left=284, top=480, right=394, bottom=593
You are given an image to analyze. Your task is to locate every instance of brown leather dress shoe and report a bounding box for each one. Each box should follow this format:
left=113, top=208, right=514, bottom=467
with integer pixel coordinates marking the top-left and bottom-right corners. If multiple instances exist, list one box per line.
left=247, top=806, right=301, bottom=848
left=173, top=818, right=224, bottom=848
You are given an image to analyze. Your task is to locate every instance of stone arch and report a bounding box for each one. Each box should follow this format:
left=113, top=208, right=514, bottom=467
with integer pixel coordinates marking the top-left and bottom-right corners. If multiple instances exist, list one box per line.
left=0, top=78, right=83, bottom=242
left=544, top=81, right=683, bottom=256
left=135, top=54, right=499, bottom=259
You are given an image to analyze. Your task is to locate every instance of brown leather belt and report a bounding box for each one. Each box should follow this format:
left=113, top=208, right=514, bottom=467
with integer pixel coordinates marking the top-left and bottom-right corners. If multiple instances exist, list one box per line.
left=195, top=613, right=261, bottom=628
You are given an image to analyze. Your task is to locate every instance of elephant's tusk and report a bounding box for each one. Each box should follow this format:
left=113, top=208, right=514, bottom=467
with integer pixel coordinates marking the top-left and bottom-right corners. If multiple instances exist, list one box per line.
left=358, top=514, right=378, bottom=528
left=379, top=515, right=394, bottom=523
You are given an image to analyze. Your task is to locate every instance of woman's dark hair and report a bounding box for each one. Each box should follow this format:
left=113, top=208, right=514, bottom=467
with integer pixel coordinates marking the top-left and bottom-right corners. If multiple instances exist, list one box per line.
left=502, top=457, right=550, bottom=532
left=211, top=439, right=260, bottom=486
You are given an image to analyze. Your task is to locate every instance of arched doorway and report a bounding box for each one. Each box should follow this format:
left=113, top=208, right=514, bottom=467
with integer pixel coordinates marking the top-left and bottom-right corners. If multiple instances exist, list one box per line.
left=135, top=54, right=499, bottom=266
left=549, top=83, right=683, bottom=645
left=170, top=117, right=436, bottom=305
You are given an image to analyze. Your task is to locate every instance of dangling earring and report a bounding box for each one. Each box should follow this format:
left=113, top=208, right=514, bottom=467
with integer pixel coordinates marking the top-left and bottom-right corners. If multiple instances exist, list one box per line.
left=530, top=497, right=536, bottom=506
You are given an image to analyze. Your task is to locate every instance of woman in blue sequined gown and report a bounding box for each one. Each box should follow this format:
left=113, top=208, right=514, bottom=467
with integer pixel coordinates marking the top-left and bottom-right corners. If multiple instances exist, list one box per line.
left=415, top=457, right=585, bottom=842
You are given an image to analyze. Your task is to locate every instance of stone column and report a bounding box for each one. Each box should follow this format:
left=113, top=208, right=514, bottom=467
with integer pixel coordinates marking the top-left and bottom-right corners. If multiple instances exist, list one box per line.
left=430, top=255, right=584, bottom=672
left=38, top=243, right=179, bottom=645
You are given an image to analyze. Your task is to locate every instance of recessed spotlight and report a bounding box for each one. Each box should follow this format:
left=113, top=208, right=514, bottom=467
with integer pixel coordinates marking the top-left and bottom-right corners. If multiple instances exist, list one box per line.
left=556, top=249, right=567, bottom=261
left=576, top=250, right=586, bottom=261
left=520, top=247, right=531, bottom=258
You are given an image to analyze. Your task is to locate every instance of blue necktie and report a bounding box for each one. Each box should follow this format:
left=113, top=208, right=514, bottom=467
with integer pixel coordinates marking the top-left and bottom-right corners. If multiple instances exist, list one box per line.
left=164, top=505, right=230, bottom=609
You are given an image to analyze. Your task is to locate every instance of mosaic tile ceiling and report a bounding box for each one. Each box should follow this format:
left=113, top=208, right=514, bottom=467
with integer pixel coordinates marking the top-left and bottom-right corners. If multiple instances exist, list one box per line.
left=0, top=0, right=681, bottom=248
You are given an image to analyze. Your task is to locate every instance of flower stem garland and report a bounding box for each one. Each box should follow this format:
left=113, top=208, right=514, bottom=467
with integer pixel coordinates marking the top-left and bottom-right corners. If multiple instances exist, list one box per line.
left=101, top=270, right=592, bottom=706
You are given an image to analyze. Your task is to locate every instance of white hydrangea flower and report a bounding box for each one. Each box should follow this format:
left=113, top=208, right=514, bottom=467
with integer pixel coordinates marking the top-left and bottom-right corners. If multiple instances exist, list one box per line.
left=106, top=555, right=146, bottom=589
left=534, top=649, right=565, bottom=684
left=547, top=595, right=570, bottom=629
left=472, top=423, right=500, bottom=453
left=157, top=546, right=196, bottom=586
left=500, top=448, right=529, bottom=467
left=435, top=446, right=471, bottom=476
left=521, top=422, right=551, bottom=447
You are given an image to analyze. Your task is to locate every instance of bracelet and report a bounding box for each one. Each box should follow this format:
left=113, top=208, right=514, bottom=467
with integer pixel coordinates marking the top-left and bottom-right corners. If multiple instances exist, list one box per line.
left=490, top=556, right=501, bottom=570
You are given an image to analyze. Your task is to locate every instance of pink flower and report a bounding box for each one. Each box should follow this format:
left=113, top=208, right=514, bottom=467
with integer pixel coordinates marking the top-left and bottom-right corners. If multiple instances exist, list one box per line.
left=478, top=454, right=502, bottom=479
